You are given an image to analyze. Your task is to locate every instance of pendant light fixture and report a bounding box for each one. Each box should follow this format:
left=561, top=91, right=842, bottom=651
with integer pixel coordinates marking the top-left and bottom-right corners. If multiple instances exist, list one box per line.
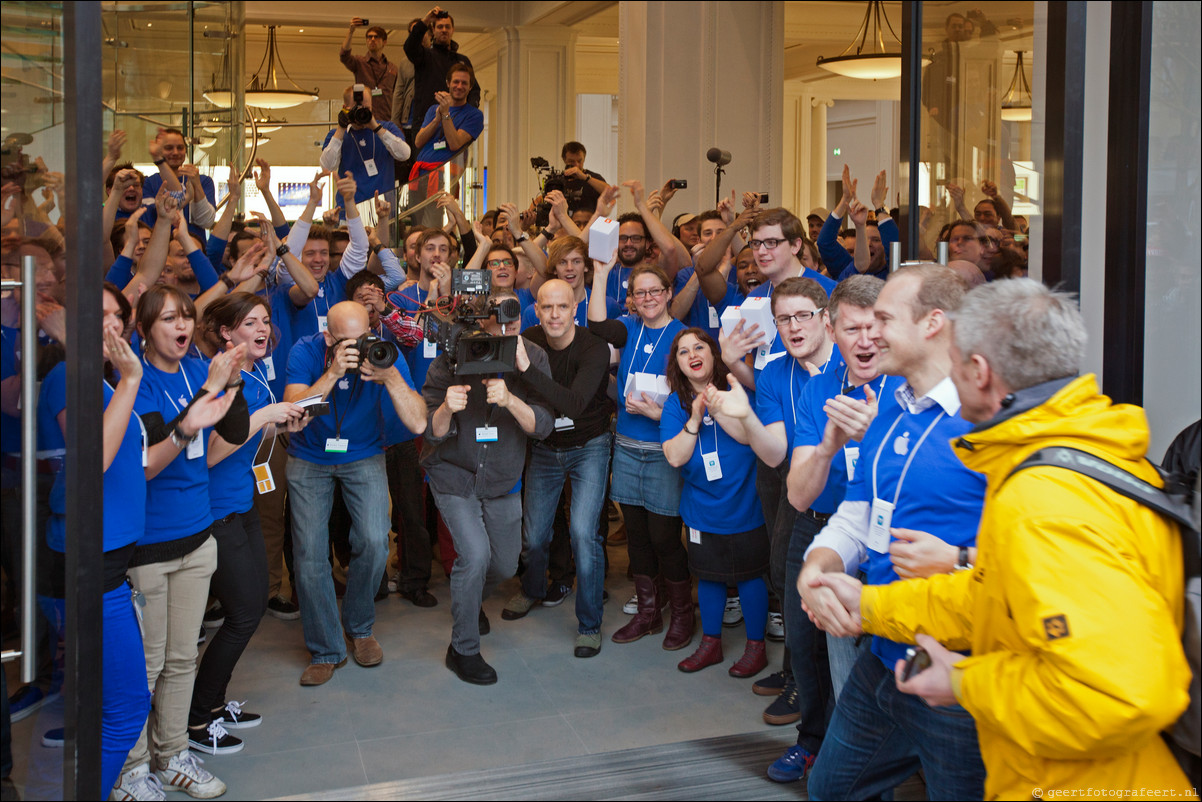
left=1000, top=51, right=1033, bottom=121
left=816, top=1, right=930, bottom=80
left=206, top=26, right=318, bottom=109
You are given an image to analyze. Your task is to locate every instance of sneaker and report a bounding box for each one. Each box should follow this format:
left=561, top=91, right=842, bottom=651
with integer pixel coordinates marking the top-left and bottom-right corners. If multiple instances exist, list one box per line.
left=110, top=763, right=166, bottom=801
left=155, top=751, right=227, bottom=798
left=622, top=594, right=638, bottom=615
left=41, top=727, right=64, bottom=748
left=752, top=670, right=787, bottom=697
left=386, top=574, right=399, bottom=594
left=213, top=700, right=260, bottom=729
left=265, top=595, right=300, bottom=621
left=762, top=681, right=802, bottom=725
left=541, top=582, right=573, bottom=607
left=574, top=632, right=602, bottom=658
left=723, top=596, right=743, bottom=627
left=202, top=604, right=224, bottom=629
left=187, top=719, right=243, bottom=755
left=766, top=611, right=785, bottom=641
left=501, top=593, right=540, bottom=621
left=197, top=626, right=206, bottom=646
left=9, top=685, right=57, bottom=723
left=767, top=744, right=816, bottom=783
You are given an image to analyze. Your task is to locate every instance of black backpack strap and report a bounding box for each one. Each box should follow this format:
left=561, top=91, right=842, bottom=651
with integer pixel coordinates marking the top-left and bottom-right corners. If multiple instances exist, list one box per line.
left=1007, top=447, right=1196, bottom=531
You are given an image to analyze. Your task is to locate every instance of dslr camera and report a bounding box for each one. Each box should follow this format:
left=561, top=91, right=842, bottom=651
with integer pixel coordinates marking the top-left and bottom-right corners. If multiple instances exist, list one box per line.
left=530, top=156, right=567, bottom=228
left=346, top=83, right=374, bottom=127
left=422, top=269, right=522, bottom=376
left=327, top=333, right=399, bottom=375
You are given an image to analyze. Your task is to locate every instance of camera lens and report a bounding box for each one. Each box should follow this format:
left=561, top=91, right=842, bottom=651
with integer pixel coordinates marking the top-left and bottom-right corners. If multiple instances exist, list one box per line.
left=365, top=340, right=399, bottom=369
left=349, top=105, right=373, bottom=126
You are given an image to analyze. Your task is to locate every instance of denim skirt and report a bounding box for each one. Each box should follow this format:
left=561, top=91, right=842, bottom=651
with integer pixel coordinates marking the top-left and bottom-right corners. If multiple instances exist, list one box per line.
left=609, top=440, right=683, bottom=517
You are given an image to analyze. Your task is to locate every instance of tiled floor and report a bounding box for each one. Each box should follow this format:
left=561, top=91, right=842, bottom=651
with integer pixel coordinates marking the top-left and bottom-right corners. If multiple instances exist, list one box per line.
left=5, top=530, right=804, bottom=800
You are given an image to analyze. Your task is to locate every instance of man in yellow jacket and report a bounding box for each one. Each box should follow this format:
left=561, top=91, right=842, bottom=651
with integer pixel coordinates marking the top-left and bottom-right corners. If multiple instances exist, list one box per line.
left=808, top=278, right=1196, bottom=800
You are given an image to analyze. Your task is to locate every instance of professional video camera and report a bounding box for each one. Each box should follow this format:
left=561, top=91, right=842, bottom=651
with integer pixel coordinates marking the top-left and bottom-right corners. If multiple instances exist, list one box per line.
left=530, top=156, right=568, bottom=228
left=326, top=333, right=400, bottom=375
left=344, top=83, right=374, bottom=127
left=422, top=268, right=522, bottom=376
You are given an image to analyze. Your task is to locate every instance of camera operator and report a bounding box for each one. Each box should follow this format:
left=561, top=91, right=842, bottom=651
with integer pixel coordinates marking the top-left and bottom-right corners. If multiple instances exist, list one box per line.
left=283, top=301, right=426, bottom=686
left=421, top=290, right=554, bottom=685
left=321, top=85, right=411, bottom=213
left=560, top=142, right=611, bottom=214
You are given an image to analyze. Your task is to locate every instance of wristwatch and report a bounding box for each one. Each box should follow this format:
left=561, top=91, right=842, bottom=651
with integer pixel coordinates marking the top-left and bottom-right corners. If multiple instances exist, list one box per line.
left=372, top=124, right=383, bottom=133
left=276, top=243, right=290, bottom=258
left=954, top=546, right=973, bottom=572
left=874, top=207, right=888, bottom=217
left=219, top=274, right=236, bottom=290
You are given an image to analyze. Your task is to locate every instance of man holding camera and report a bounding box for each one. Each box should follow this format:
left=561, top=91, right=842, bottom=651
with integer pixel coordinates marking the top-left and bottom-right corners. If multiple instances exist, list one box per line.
left=284, top=301, right=427, bottom=687
left=340, top=18, right=398, bottom=123
left=560, top=141, right=610, bottom=214
left=321, top=85, right=411, bottom=211
left=421, top=289, right=554, bottom=685
left=404, top=6, right=480, bottom=132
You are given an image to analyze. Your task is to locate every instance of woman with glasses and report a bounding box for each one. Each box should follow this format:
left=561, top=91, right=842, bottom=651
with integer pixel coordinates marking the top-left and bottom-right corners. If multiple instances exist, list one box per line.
left=520, top=236, right=621, bottom=330
left=588, top=260, right=694, bottom=650
left=661, top=328, right=770, bottom=676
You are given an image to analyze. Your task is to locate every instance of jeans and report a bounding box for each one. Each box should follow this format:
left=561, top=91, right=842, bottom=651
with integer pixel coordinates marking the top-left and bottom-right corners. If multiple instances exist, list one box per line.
left=103, top=582, right=151, bottom=797
left=190, top=509, right=268, bottom=726
left=125, top=535, right=217, bottom=771
left=785, top=510, right=833, bottom=755
left=287, top=454, right=390, bottom=664
left=431, top=489, right=522, bottom=656
left=386, top=440, right=432, bottom=592
left=807, top=650, right=986, bottom=801
left=521, top=433, right=611, bottom=634
left=828, top=633, right=871, bottom=703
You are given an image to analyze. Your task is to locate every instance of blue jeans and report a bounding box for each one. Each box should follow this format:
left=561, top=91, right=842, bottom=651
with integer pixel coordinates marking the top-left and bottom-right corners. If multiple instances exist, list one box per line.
left=807, top=649, right=986, bottom=801
left=784, top=510, right=833, bottom=754
left=521, top=433, right=611, bottom=635
left=828, top=632, right=870, bottom=703
left=287, top=454, right=390, bottom=664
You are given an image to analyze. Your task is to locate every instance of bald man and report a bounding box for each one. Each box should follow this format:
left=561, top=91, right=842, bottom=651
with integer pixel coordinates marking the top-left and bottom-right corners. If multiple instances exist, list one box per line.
left=500, top=280, right=616, bottom=657
left=284, top=301, right=426, bottom=686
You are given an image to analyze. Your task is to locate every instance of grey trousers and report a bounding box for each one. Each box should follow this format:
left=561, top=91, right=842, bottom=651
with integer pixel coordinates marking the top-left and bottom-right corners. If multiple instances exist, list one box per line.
left=430, top=488, right=522, bottom=656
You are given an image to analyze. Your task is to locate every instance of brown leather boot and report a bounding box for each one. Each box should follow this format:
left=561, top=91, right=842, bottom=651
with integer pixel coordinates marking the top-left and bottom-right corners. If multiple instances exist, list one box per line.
left=661, top=578, right=696, bottom=651
left=677, top=634, right=723, bottom=672
left=611, top=575, right=664, bottom=643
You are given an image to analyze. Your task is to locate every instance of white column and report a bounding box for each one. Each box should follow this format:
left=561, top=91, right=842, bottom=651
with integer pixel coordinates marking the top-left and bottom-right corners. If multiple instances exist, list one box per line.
left=811, top=98, right=833, bottom=213
left=488, top=25, right=577, bottom=210
left=618, top=1, right=783, bottom=215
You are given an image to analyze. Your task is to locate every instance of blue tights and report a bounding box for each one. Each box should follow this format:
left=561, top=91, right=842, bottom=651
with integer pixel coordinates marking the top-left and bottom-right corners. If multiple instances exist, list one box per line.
left=698, top=577, right=768, bottom=639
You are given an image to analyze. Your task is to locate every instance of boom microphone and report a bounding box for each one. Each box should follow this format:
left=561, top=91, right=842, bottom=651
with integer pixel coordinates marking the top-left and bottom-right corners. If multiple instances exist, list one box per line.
left=705, top=147, right=731, bottom=166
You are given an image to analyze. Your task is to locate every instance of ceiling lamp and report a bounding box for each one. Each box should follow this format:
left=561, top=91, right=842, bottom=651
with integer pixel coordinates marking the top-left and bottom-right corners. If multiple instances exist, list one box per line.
left=1001, top=51, right=1033, bottom=121
left=194, top=136, right=218, bottom=149
left=249, top=110, right=285, bottom=133
left=816, top=1, right=930, bottom=80
left=243, top=26, right=319, bottom=109
left=245, top=135, right=271, bottom=148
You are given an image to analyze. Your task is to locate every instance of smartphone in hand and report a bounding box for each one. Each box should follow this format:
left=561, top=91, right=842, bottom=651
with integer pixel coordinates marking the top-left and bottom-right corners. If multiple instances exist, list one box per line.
left=900, top=646, right=931, bottom=681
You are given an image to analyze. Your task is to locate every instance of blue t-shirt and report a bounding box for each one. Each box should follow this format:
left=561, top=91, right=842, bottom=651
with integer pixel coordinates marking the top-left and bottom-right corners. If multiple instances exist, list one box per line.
left=755, top=350, right=844, bottom=458
left=414, top=104, right=484, bottom=164
left=134, top=356, right=215, bottom=543
left=615, top=315, right=684, bottom=443
left=519, top=288, right=622, bottom=331
left=323, top=122, right=406, bottom=207
left=792, top=369, right=897, bottom=514
left=660, top=395, right=765, bottom=535
left=286, top=332, right=416, bottom=465
left=263, top=285, right=296, bottom=401
left=603, top=266, right=634, bottom=308
left=208, top=361, right=275, bottom=518
left=673, top=266, right=744, bottom=342
left=35, top=362, right=67, bottom=455
left=1, top=326, right=21, bottom=454
left=744, top=272, right=836, bottom=382
left=142, top=172, right=216, bottom=243
left=287, top=271, right=354, bottom=343
left=43, top=367, right=147, bottom=552
left=844, top=393, right=985, bottom=668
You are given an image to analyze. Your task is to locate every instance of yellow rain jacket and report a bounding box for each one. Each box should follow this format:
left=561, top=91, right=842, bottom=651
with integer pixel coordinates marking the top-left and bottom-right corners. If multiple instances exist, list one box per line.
left=861, top=375, right=1195, bottom=800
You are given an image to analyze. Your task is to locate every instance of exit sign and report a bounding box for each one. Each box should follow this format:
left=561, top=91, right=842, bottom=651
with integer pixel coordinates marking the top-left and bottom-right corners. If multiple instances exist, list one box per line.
left=833, top=147, right=841, bottom=155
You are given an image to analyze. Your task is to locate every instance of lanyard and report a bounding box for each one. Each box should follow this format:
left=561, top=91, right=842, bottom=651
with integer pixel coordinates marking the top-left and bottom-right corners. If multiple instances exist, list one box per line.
left=787, top=354, right=834, bottom=432
left=143, top=355, right=195, bottom=414
left=702, top=413, right=719, bottom=454
left=244, top=363, right=276, bottom=404
left=629, top=320, right=671, bottom=375
left=870, top=407, right=946, bottom=507
left=350, top=128, right=378, bottom=167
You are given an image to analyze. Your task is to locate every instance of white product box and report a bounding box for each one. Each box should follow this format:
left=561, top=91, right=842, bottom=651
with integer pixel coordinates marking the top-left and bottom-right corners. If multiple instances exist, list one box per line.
left=738, top=295, right=775, bottom=336
left=588, top=217, right=619, bottom=263
left=627, top=371, right=671, bottom=406
left=719, top=306, right=743, bottom=336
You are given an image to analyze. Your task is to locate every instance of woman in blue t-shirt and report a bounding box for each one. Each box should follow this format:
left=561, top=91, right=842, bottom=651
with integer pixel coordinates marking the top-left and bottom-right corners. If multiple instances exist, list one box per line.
left=661, top=329, right=770, bottom=678
left=189, top=292, right=306, bottom=754
left=587, top=262, right=694, bottom=651
left=119, top=285, right=248, bottom=797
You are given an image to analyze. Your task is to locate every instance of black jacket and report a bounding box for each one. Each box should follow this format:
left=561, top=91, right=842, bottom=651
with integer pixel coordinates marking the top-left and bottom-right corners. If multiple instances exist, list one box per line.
left=403, top=21, right=481, bottom=129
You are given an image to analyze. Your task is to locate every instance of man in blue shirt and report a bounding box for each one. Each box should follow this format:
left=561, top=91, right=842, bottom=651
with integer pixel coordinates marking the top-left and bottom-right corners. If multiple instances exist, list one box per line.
left=409, top=63, right=484, bottom=177
left=320, top=85, right=411, bottom=212
left=141, top=128, right=215, bottom=243
left=284, top=301, right=427, bottom=687
left=794, top=264, right=987, bottom=799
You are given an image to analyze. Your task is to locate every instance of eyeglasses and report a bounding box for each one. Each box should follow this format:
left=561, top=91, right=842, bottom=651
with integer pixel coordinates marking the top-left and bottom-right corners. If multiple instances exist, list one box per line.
left=774, top=309, right=824, bottom=327
left=486, top=259, right=514, bottom=268
left=748, top=237, right=787, bottom=251
left=618, top=235, right=646, bottom=244
left=632, top=287, right=667, bottom=300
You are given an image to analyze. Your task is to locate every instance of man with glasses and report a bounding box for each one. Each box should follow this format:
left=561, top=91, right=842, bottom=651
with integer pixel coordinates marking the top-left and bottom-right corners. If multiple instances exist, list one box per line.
left=341, top=18, right=399, bottom=123
left=945, top=220, right=991, bottom=277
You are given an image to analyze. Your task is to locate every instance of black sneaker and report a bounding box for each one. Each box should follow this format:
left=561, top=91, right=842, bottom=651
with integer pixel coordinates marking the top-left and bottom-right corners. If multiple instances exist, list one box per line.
left=542, top=582, right=573, bottom=607
left=188, top=718, right=244, bottom=755
left=752, top=670, right=787, bottom=697
left=445, top=645, right=497, bottom=685
left=202, top=603, right=225, bottom=629
left=762, top=681, right=802, bottom=725
left=213, top=700, right=260, bottom=729
left=41, top=727, right=64, bottom=748
left=197, top=626, right=207, bottom=646
left=266, top=595, right=301, bottom=620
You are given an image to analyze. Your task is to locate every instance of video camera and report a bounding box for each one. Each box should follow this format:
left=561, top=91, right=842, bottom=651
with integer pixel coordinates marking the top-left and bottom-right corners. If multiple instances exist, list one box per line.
left=325, top=333, right=400, bottom=374
left=530, top=156, right=569, bottom=228
left=346, top=83, right=374, bottom=127
left=422, top=269, right=522, bottom=376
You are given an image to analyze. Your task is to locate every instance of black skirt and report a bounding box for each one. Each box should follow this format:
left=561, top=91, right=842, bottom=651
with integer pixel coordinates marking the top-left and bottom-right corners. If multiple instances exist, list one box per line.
left=686, top=524, right=770, bottom=583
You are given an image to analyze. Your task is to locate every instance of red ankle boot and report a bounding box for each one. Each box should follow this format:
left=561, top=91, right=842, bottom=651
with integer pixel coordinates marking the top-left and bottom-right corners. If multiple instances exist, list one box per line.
left=611, top=575, right=664, bottom=643
left=729, top=639, right=768, bottom=678
left=677, top=634, right=724, bottom=672
left=661, top=578, right=696, bottom=651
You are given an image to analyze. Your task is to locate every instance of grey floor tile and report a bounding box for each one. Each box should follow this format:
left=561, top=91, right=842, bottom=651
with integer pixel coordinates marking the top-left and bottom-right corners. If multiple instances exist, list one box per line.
left=202, top=740, right=368, bottom=799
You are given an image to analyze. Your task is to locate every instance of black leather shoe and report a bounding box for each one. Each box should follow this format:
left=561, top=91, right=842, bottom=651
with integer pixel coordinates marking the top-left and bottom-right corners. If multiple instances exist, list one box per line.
left=478, top=608, right=491, bottom=635
left=399, top=587, right=438, bottom=608
left=445, top=645, right=498, bottom=685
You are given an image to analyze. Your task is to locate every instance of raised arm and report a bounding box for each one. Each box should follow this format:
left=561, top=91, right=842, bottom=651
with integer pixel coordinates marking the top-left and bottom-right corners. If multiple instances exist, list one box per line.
left=625, top=180, right=689, bottom=278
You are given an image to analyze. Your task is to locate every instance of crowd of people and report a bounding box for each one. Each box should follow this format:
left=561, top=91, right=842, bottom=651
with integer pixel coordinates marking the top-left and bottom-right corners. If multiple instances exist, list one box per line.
left=0, top=5, right=1197, bottom=802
